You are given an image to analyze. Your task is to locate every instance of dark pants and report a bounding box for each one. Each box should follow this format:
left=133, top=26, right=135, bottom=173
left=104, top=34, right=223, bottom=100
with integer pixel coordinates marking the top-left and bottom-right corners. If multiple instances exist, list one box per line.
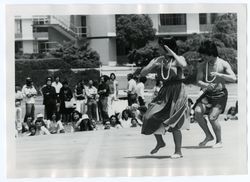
left=45, top=103, right=56, bottom=120
left=87, top=99, right=97, bottom=121
left=98, top=97, right=109, bottom=123
left=128, top=93, right=137, bottom=106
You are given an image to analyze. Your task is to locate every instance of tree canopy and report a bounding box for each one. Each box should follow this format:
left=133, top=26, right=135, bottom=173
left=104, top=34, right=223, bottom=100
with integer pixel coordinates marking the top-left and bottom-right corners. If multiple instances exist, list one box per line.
left=116, top=14, right=156, bottom=49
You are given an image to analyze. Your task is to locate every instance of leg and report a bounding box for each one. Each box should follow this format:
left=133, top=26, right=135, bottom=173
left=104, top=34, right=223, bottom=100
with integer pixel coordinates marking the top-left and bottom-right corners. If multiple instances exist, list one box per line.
left=208, top=105, right=223, bottom=147
left=150, top=134, right=166, bottom=154
left=194, top=103, right=214, bottom=146
left=171, top=129, right=183, bottom=158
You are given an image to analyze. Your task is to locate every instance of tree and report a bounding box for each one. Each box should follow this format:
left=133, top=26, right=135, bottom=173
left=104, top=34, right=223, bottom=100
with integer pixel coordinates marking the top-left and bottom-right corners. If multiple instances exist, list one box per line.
left=212, top=13, right=237, bottom=49
left=116, top=15, right=156, bottom=49
left=51, top=38, right=101, bottom=68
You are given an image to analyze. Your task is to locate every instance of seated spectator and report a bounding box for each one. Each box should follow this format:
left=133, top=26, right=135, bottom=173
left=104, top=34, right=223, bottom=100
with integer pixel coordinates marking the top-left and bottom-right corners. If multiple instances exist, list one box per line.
left=131, top=118, right=138, bottom=127
left=129, top=103, right=143, bottom=126
left=104, top=121, right=111, bottom=130
left=27, top=125, right=37, bottom=136
left=47, top=113, right=65, bottom=134
left=90, top=119, right=98, bottom=131
left=120, top=109, right=132, bottom=128
left=72, top=111, right=93, bottom=132
left=109, top=115, right=122, bottom=129
left=34, top=113, right=51, bottom=135
left=225, top=101, right=238, bottom=121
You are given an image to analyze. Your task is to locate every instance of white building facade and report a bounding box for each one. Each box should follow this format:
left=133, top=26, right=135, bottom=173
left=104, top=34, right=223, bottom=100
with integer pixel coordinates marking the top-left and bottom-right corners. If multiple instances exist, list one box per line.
left=15, top=13, right=218, bottom=66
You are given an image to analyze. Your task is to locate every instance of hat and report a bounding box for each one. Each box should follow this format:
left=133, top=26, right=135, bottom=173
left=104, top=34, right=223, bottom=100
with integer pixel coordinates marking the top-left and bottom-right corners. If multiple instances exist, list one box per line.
left=82, top=114, right=89, bottom=120
left=37, top=113, right=44, bottom=118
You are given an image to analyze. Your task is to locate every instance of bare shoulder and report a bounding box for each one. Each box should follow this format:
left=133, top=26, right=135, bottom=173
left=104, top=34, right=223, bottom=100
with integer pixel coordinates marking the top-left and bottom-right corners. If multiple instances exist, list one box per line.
left=218, top=57, right=230, bottom=67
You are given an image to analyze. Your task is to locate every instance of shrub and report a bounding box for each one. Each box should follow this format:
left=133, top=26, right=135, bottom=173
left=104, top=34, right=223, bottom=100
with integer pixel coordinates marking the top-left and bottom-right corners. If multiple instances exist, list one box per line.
left=15, top=68, right=100, bottom=92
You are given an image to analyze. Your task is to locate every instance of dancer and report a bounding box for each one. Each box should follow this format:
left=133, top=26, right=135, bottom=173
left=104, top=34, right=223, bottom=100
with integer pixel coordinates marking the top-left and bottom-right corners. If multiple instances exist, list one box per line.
left=141, top=37, right=190, bottom=158
left=194, top=39, right=236, bottom=148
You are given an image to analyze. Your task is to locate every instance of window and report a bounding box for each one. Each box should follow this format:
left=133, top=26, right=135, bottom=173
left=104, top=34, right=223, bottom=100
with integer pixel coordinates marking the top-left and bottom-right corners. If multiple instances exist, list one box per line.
left=15, top=41, right=23, bottom=53
left=210, top=13, right=218, bottom=24
left=160, top=14, right=186, bottom=25
left=199, top=13, right=207, bottom=24
left=15, top=19, right=22, bottom=34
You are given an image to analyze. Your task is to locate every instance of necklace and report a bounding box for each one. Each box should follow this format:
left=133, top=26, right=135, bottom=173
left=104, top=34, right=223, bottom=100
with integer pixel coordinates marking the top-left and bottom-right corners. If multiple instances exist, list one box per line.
left=205, top=59, right=218, bottom=83
left=161, top=58, right=172, bottom=80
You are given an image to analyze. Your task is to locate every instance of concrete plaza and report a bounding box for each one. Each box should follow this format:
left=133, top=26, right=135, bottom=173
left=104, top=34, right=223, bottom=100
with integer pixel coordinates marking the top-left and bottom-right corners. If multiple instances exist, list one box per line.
left=14, top=119, right=247, bottom=178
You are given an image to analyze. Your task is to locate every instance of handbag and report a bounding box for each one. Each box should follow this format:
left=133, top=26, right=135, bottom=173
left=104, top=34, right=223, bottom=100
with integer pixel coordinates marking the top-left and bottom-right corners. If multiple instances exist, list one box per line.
left=65, top=99, right=76, bottom=108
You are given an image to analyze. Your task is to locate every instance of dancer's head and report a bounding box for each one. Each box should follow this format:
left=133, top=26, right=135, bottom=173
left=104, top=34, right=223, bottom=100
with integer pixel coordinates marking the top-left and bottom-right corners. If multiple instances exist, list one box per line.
left=198, top=39, right=218, bottom=61
left=158, top=36, right=178, bottom=55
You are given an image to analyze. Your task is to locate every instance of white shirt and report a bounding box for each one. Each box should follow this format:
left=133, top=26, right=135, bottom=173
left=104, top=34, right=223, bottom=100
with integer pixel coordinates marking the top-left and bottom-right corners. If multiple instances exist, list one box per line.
left=85, top=86, right=98, bottom=98
left=22, top=85, right=37, bottom=104
left=128, top=79, right=137, bottom=94
left=52, top=81, right=63, bottom=94
left=136, top=82, right=145, bottom=99
left=120, top=118, right=132, bottom=128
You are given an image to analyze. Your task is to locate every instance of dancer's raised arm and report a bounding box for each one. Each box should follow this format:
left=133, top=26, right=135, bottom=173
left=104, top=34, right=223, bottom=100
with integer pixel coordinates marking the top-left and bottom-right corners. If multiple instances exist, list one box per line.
left=163, top=45, right=187, bottom=68
left=140, top=56, right=164, bottom=76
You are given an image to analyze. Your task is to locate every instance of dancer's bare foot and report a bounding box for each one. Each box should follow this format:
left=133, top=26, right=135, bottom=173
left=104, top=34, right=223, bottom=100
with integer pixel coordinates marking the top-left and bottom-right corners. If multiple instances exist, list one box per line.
left=150, top=142, right=166, bottom=154
left=199, top=136, right=214, bottom=147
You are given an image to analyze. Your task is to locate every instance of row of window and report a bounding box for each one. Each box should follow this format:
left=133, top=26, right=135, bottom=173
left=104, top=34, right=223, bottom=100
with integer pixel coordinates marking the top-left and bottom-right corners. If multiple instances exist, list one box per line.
left=160, top=13, right=218, bottom=26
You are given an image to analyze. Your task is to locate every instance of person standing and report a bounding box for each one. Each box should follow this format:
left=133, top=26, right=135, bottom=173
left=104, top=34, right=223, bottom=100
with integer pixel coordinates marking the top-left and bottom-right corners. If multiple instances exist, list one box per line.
left=22, top=77, right=37, bottom=123
left=98, top=75, right=110, bottom=124
left=41, top=77, right=57, bottom=120
left=15, top=84, right=23, bottom=134
left=140, top=37, right=190, bottom=158
left=136, top=76, right=147, bottom=106
left=59, top=81, right=73, bottom=124
left=74, top=81, right=86, bottom=114
left=52, top=76, right=63, bottom=113
left=194, top=39, right=236, bottom=148
left=85, top=80, right=98, bottom=121
left=107, top=73, right=119, bottom=116
left=126, top=73, right=137, bottom=106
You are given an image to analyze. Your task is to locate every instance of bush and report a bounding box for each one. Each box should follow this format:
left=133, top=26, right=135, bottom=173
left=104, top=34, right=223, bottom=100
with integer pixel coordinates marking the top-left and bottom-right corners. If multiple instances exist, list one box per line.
left=127, top=41, right=160, bottom=66
left=218, top=47, right=237, bottom=73
left=15, top=68, right=100, bottom=92
left=53, top=69, right=100, bottom=90
left=15, top=68, right=51, bottom=93
left=15, top=58, right=71, bottom=70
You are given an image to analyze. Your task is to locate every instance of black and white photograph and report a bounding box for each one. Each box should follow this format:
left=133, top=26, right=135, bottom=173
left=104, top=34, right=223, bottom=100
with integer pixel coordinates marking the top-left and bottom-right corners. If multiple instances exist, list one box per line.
left=4, top=3, right=247, bottom=179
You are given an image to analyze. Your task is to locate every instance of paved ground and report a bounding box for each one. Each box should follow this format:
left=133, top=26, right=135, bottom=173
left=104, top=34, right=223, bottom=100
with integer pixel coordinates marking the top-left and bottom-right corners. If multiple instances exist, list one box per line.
left=14, top=119, right=247, bottom=178
left=13, top=83, right=244, bottom=178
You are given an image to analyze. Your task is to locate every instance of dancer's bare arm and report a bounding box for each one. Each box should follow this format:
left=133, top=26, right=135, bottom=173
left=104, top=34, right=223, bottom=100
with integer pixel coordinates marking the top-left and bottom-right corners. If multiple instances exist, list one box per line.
left=140, top=56, right=164, bottom=76
left=210, top=61, right=237, bottom=83
left=163, top=45, right=187, bottom=68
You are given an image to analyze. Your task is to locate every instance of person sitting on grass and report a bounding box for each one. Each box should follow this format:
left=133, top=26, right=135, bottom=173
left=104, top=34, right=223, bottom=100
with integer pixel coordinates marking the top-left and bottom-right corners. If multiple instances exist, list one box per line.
left=47, top=113, right=65, bottom=134
left=72, top=111, right=93, bottom=132
left=224, top=101, right=238, bottom=121
left=119, top=109, right=132, bottom=128
left=34, top=113, right=51, bottom=135
left=108, top=115, right=122, bottom=129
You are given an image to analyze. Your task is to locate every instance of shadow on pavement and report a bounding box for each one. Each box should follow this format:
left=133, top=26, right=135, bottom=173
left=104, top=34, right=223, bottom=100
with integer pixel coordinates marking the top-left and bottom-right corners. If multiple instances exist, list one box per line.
left=125, top=155, right=171, bottom=159
left=182, top=146, right=212, bottom=149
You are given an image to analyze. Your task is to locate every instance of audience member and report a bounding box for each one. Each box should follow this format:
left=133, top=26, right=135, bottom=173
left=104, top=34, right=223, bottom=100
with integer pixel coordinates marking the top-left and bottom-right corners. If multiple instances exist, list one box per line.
left=136, top=76, right=147, bottom=106
left=127, top=74, right=137, bottom=106
left=98, top=75, right=110, bottom=123
left=52, top=76, right=63, bottom=113
left=41, top=77, right=57, bottom=120
left=85, top=79, right=98, bottom=121
left=74, top=81, right=86, bottom=114
left=22, top=77, right=37, bottom=122
left=59, top=81, right=74, bottom=124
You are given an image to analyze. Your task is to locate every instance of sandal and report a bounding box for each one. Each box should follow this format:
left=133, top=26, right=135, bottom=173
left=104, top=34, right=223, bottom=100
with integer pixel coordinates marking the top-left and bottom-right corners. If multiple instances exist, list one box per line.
left=170, top=154, right=183, bottom=159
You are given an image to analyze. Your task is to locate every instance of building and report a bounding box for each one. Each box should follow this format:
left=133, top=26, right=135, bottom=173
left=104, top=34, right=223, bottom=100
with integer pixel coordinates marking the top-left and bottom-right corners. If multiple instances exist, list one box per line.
left=15, top=13, right=218, bottom=66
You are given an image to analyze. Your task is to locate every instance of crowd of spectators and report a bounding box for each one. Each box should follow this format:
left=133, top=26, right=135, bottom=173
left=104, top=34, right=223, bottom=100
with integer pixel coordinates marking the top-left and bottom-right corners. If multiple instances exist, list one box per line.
left=15, top=73, right=152, bottom=137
